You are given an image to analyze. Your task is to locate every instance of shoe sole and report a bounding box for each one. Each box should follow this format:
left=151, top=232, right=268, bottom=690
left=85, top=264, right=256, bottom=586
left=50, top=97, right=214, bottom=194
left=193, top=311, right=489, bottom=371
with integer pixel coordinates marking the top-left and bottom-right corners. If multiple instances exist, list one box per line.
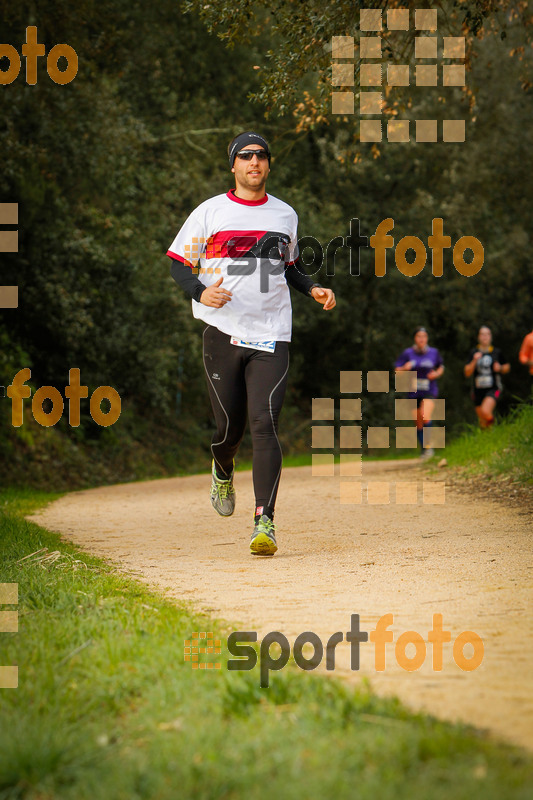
left=250, top=532, right=277, bottom=556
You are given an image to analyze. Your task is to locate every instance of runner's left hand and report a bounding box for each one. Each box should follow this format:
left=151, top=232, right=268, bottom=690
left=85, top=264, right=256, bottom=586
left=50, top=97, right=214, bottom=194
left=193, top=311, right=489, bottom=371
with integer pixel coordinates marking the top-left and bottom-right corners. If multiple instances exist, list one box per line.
left=311, top=287, right=336, bottom=310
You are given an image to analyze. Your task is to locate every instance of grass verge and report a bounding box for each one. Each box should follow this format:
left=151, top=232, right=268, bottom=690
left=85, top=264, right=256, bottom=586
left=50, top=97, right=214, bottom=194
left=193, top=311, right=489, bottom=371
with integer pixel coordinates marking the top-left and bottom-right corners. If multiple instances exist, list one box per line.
left=442, top=402, right=533, bottom=485
left=1, top=488, right=532, bottom=800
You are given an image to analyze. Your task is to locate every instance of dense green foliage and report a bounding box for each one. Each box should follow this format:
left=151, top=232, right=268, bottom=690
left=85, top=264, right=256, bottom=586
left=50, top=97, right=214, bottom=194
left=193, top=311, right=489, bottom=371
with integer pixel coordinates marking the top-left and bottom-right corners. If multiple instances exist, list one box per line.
left=1, top=489, right=532, bottom=798
left=0, top=1, right=531, bottom=488
left=185, top=0, right=533, bottom=124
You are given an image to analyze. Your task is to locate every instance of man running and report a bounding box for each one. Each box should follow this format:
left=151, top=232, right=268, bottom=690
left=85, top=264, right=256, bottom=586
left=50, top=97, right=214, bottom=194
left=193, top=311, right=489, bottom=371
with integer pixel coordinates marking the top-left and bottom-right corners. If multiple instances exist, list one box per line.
left=464, top=326, right=510, bottom=428
left=167, top=131, right=335, bottom=555
left=395, top=327, right=444, bottom=458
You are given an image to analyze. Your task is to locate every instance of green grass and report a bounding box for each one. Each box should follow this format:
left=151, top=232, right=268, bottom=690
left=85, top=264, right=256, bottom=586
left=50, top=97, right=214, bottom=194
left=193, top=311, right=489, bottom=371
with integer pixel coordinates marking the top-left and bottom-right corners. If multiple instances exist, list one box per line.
left=1, top=489, right=533, bottom=800
left=442, top=401, right=533, bottom=484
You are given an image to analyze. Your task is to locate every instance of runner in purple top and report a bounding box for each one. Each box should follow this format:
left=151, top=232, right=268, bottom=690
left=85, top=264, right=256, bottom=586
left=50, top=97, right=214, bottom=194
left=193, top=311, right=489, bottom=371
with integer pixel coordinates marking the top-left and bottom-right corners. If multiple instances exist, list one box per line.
left=395, top=327, right=444, bottom=458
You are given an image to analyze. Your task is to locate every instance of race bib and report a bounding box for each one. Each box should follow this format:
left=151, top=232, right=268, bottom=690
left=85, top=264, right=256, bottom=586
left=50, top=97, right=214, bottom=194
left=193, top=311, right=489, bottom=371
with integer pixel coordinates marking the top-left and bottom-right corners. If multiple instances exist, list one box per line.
left=475, top=375, right=493, bottom=389
left=416, top=378, right=430, bottom=391
left=230, top=337, right=276, bottom=353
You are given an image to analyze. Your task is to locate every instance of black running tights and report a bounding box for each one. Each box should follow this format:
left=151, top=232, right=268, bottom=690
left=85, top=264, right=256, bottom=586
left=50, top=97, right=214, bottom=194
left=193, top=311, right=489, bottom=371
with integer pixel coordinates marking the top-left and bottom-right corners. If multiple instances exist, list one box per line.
left=202, top=325, right=289, bottom=513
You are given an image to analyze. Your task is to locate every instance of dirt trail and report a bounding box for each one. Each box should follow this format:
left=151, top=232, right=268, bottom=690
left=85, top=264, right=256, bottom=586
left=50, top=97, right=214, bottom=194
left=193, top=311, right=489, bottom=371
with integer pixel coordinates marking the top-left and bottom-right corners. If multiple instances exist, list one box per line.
left=28, top=461, right=533, bottom=750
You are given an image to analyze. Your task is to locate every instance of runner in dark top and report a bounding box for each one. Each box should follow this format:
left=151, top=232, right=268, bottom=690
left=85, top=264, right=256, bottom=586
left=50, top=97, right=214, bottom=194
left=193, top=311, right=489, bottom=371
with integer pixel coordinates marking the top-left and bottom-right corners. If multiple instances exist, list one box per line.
left=464, top=326, right=510, bottom=428
left=395, top=327, right=444, bottom=458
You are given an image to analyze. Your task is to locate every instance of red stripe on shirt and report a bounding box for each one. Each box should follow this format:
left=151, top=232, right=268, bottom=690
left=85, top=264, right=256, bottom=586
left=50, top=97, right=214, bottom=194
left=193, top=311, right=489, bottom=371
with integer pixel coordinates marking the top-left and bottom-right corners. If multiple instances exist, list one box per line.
left=167, top=250, right=195, bottom=268
left=205, top=230, right=267, bottom=259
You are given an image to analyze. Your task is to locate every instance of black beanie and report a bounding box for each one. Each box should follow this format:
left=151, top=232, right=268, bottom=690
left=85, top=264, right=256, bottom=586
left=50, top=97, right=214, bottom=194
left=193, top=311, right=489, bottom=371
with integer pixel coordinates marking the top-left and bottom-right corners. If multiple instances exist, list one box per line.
left=228, top=132, right=271, bottom=168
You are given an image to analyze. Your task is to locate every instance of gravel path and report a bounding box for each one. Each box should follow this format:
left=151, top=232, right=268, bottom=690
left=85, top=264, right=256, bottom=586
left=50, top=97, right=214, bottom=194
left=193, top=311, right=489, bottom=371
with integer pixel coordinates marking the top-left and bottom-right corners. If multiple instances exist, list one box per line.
left=28, top=460, right=533, bottom=751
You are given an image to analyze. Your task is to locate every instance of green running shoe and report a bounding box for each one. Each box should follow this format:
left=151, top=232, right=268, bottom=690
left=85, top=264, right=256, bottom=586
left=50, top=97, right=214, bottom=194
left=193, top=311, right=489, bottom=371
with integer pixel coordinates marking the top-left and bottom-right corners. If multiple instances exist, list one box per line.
left=250, top=515, right=277, bottom=556
left=210, top=460, right=236, bottom=517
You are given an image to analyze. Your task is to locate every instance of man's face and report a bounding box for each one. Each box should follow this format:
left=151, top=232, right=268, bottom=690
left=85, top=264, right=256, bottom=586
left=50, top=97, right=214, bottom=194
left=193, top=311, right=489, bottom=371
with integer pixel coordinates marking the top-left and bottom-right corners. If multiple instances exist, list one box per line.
left=231, top=144, right=270, bottom=192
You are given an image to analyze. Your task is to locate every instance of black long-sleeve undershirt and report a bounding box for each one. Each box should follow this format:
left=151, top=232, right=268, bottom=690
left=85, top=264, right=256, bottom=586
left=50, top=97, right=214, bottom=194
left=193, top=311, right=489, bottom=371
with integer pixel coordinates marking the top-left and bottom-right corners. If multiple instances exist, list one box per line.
left=168, top=256, right=321, bottom=302
left=169, top=258, right=206, bottom=302
left=285, top=259, right=322, bottom=296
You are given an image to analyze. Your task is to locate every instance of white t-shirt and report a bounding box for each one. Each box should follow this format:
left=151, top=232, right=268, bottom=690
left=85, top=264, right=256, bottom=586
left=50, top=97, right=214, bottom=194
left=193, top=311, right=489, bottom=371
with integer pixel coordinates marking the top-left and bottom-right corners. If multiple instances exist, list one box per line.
left=167, top=190, right=299, bottom=342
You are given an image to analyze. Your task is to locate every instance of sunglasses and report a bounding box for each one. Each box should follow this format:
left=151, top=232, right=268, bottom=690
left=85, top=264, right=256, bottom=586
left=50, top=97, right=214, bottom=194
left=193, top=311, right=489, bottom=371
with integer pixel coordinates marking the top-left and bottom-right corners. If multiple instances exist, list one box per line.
left=236, top=149, right=269, bottom=161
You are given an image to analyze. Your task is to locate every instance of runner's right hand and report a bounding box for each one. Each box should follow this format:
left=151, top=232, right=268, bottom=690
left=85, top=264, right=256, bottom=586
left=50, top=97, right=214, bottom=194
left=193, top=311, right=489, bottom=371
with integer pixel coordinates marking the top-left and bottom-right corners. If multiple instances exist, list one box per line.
left=200, top=277, right=232, bottom=308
